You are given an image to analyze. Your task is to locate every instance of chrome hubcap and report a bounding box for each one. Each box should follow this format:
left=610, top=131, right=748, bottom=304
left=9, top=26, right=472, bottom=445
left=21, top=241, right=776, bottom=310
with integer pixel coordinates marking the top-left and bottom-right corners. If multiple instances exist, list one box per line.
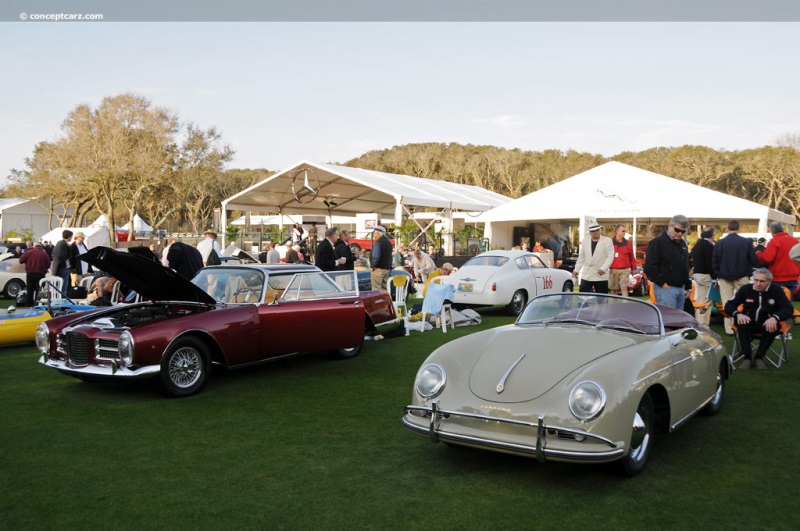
left=629, top=410, right=650, bottom=462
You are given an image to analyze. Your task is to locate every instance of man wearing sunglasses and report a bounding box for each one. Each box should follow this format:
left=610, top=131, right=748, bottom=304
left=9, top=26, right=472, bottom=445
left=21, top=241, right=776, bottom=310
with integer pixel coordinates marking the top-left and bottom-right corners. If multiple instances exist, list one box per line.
left=644, top=215, right=692, bottom=309
left=712, top=220, right=759, bottom=335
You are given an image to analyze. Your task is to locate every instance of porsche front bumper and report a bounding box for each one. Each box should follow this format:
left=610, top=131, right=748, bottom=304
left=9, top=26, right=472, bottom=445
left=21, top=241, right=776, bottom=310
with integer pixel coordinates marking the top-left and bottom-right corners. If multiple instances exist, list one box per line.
left=403, top=402, right=626, bottom=463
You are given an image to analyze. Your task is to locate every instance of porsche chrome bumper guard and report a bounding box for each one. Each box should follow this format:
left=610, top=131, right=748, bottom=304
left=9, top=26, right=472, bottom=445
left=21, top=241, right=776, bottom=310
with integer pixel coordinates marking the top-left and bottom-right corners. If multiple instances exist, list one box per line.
left=403, top=402, right=626, bottom=463
left=39, top=356, right=160, bottom=379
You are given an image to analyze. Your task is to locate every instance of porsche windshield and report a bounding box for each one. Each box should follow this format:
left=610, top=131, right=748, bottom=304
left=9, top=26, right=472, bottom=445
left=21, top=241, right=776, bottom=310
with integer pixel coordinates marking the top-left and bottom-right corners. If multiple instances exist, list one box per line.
left=518, top=293, right=662, bottom=335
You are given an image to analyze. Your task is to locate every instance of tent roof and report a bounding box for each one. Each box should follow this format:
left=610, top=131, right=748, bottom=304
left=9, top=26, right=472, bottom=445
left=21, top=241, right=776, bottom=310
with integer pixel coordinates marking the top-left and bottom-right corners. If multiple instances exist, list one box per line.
left=479, top=161, right=795, bottom=225
left=222, top=161, right=510, bottom=216
left=0, top=198, right=30, bottom=211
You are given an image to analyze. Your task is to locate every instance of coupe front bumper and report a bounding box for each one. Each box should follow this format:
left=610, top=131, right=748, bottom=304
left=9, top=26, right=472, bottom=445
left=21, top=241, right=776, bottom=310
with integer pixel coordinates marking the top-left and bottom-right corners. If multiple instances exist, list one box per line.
left=39, top=356, right=161, bottom=380
left=403, top=402, right=626, bottom=463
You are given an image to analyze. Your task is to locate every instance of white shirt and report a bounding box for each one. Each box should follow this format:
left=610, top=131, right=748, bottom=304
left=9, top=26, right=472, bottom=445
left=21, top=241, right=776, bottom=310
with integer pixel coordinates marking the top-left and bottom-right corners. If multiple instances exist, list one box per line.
left=196, top=237, right=221, bottom=264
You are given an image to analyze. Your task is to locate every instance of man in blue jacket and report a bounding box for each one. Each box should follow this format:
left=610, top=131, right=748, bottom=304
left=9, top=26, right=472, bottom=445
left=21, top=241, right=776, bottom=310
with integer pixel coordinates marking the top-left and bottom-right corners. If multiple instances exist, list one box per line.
left=712, top=220, right=758, bottom=335
left=724, top=268, right=794, bottom=369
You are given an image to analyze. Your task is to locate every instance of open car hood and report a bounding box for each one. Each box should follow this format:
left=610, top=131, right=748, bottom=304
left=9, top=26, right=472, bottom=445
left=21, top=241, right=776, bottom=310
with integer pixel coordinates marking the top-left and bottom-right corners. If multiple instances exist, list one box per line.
left=80, top=247, right=216, bottom=304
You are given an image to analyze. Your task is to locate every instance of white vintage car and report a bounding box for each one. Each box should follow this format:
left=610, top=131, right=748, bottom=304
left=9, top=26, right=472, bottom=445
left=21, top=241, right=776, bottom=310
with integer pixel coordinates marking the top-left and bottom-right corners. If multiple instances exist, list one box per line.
left=0, top=257, right=27, bottom=299
left=442, top=250, right=574, bottom=315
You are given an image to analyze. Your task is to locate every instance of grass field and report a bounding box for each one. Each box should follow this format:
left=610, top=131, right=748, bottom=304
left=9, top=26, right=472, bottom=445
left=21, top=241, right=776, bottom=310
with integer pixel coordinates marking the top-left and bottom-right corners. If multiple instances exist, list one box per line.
left=2, top=296, right=799, bottom=530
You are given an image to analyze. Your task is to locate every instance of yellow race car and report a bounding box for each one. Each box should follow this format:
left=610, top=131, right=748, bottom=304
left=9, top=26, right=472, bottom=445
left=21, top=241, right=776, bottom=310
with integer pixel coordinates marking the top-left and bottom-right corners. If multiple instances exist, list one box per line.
left=1, top=303, right=95, bottom=346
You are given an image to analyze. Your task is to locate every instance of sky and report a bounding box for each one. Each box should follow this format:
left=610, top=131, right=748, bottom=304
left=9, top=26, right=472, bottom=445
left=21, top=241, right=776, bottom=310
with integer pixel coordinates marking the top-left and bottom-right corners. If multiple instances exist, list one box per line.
left=1, top=21, right=799, bottom=186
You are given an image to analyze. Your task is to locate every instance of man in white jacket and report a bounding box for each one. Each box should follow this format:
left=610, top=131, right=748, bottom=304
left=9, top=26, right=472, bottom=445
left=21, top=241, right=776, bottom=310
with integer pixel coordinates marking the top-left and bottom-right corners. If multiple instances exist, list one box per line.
left=572, top=223, right=614, bottom=294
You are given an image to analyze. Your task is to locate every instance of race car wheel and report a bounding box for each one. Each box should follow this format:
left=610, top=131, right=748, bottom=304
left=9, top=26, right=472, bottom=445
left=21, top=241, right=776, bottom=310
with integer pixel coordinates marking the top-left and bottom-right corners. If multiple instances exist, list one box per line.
left=3, top=279, right=24, bottom=299
left=506, top=289, right=527, bottom=316
left=329, top=337, right=364, bottom=360
left=701, top=362, right=725, bottom=416
left=616, top=393, right=654, bottom=477
left=159, top=337, right=210, bottom=398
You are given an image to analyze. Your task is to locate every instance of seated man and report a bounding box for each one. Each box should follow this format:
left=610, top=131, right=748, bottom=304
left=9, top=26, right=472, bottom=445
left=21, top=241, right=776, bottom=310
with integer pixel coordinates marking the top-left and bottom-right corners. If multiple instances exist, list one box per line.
left=724, top=267, right=794, bottom=369
left=422, top=262, right=455, bottom=296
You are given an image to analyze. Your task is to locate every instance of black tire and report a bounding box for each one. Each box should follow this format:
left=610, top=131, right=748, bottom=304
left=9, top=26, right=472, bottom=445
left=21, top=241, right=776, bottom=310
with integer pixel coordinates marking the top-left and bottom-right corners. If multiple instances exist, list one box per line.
left=349, top=243, right=362, bottom=255
left=158, top=337, right=211, bottom=398
left=4, top=279, right=24, bottom=299
left=506, top=289, right=527, bottom=316
left=329, top=337, right=364, bottom=360
left=616, top=393, right=655, bottom=477
left=636, top=281, right=647, bottom=297
left=701, top=362, right=725, bottom=416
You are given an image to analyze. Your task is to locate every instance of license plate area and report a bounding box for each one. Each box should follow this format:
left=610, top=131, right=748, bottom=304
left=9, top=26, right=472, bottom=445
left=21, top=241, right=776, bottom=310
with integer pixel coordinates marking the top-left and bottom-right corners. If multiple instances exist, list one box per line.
left=458, top=283, right=473, bottom=292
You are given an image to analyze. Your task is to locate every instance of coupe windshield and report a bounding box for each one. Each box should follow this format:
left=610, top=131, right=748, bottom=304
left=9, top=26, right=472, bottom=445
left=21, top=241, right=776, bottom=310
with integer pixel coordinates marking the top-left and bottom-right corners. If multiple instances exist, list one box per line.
left=518, top=293, right=662, bottom=335
left=192, top=268, right=265, bottom=304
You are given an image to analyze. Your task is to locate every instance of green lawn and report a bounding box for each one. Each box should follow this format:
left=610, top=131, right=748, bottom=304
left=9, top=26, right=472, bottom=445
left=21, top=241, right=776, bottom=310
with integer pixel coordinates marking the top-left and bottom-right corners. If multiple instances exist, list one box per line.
left=2, top=296, right=799, bottom=530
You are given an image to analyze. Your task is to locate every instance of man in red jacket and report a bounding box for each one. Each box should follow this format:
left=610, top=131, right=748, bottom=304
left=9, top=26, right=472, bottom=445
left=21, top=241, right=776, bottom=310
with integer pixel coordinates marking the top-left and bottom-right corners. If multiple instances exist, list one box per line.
left=756, top=222, right=800, bottom=294
left=609, top=224, right=638, bottom=297
left=19, top=242, right=51, bottom=306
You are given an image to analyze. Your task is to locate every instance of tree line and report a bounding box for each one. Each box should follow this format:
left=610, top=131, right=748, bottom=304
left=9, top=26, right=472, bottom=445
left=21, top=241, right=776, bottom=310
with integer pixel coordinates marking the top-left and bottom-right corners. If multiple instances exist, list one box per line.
left=346, top=139, right=800, bottom=220
left=3, top=92, right=798, bottom=245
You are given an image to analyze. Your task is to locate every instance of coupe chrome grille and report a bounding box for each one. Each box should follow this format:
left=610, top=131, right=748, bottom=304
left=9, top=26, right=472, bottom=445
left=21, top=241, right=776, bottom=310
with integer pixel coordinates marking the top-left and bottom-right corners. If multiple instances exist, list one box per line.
left=95, top=339, right=120, bottom=360
left=66, top=332, right=90, bottom=365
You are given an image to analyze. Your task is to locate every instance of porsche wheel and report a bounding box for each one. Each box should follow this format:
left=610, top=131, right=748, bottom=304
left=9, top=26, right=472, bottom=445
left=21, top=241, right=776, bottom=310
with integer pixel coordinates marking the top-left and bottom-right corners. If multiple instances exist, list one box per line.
left=616, top=393, right=654, bottom=477
left=506, top=289, right=527, bottom=316
left=701, top=362, right=725, bottom=416
left=159, top=337, right=210, bottom=398
left=3, top=279, right=24, bottom=299
left=329, top=338, right=364, bottom=360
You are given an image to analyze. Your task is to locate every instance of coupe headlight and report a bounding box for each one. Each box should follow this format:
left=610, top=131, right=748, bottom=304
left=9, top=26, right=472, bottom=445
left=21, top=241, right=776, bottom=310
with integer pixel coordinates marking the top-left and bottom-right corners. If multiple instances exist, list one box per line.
left=118, top=332, right=134, bottom=366
left=569, top=381, right=606, bottom=421
left=35, top=323, right=50, bottom=354
left=416, top=364, right=446, bottom=399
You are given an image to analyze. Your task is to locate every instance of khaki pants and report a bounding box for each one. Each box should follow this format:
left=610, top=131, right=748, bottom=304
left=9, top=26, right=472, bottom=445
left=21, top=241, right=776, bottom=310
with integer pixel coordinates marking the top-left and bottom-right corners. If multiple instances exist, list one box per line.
left=371, top=268, right=391, bottom=292
left=692, top=273, right=712, bottom=327
left=719, top=276, right=751, bottom=334
left=69, top=273, right=86, bottom=289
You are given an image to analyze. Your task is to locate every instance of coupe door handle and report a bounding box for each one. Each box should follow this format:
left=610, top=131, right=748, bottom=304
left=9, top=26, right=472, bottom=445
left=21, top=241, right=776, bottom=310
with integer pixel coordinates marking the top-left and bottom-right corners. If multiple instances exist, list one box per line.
left=339, top=300, right=360, bottom=306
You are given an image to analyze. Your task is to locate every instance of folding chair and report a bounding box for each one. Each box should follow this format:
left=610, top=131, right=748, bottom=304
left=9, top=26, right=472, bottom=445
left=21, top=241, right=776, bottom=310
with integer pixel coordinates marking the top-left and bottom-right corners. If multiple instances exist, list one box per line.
left=728, top=287, right=794, bottom=369
left=391, top=275, right=409, bottom=318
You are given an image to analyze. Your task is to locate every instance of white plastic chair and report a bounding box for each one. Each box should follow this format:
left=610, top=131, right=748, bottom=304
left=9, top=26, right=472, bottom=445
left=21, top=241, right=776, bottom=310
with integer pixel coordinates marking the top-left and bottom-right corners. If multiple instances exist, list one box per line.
left=411, top=281, right=455, bottom=334
left=38, top=276, right=64, bottom=302
left=391, top=275, right=409, bottom=318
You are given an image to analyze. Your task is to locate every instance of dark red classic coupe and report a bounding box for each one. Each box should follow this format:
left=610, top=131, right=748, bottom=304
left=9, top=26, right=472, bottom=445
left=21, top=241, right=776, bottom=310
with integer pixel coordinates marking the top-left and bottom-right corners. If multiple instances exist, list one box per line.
left=37, top=247, right=399, bottom=397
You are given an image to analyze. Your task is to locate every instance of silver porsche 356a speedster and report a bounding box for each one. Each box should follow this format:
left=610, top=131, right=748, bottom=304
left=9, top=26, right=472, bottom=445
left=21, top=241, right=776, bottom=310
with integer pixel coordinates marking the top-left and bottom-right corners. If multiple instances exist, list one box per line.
left=403, top=293, right=730, bottom=476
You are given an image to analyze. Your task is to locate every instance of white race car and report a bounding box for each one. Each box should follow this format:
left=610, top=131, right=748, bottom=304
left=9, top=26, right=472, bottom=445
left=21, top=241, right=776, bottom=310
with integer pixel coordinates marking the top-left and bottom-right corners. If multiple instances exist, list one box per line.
left=443, top=250, right=574, bottom=315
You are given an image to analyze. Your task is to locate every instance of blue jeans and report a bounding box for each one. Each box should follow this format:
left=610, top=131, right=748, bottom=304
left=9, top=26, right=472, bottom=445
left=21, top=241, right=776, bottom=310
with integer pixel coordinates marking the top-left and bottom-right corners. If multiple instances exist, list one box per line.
left=653, top=284, right=685, bottom=309
left=57, top=267, right=70, bottom=296
left=773, top=280, right=798, bottom=295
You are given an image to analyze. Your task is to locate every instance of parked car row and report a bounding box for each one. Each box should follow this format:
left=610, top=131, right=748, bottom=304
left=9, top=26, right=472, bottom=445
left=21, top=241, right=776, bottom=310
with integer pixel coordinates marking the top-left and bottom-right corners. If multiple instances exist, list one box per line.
left=19, top=246, right=736, bottom=476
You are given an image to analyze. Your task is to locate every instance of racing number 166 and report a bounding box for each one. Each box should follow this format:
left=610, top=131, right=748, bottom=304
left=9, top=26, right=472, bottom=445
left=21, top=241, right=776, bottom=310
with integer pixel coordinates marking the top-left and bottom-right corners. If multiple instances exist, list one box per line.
left=542, top=276, right=552, bottom=290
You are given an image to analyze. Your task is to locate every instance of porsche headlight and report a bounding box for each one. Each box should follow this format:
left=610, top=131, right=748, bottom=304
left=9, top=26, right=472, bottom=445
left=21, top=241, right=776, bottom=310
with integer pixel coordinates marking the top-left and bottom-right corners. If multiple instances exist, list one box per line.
left=416, top=364, right=446, bottom=399
left=569, top=381, right=606, bottom=421
left=35, top=323, right=50, bottom=354
left=118, top=332, right=134, bottom=366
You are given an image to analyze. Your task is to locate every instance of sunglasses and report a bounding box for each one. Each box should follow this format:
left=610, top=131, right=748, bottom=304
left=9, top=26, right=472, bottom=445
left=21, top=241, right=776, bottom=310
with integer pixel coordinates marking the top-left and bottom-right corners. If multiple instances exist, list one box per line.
left=672, top=226, right=687, bottom=234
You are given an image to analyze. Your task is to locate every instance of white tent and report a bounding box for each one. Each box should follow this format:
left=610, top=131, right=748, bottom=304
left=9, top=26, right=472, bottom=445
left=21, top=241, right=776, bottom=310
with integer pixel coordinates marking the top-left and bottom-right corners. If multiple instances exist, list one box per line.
left=89, top=214, right=110, bottom=228
left=220, top=160, right=510, bottom=246
left=116, top=214, right=154, bottom=233
left=479, top=161, right=796, bottom=250
left=40, top=226, right=111, bottom=249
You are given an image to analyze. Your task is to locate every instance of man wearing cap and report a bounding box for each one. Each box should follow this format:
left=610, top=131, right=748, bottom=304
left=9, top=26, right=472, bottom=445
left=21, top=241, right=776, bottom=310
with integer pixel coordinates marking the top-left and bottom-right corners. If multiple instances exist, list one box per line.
left=645, top=215, right=692, bottom=310
left=572, top=223, right=614, bottom=294
left=19, top=242, right=51, bottom=306
left=197, top=230, right=221, bottom=266
left=69, top=231, right=92, bottom=287
left=370, top=225, right=393, bottom=292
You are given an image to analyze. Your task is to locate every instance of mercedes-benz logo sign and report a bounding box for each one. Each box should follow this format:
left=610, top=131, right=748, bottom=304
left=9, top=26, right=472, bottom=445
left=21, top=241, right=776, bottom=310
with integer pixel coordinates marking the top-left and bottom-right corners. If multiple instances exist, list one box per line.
left=291, top=169, right=320, bottom=204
